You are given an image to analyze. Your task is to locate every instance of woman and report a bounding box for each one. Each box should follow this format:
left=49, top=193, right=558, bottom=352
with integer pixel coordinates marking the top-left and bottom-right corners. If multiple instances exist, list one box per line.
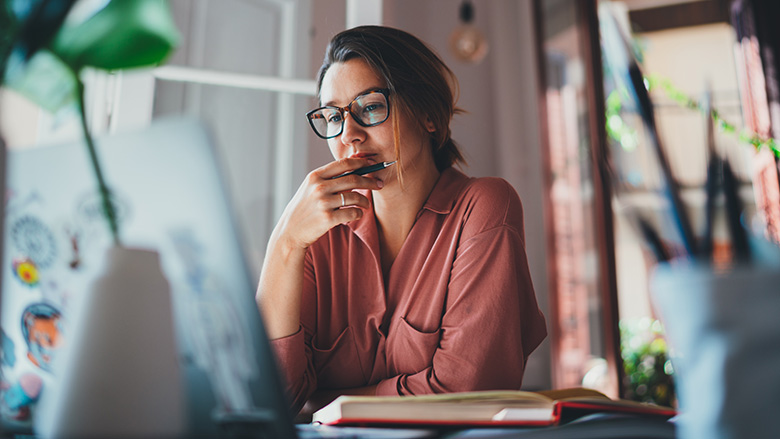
left=257, top=25, right=546, bottom=415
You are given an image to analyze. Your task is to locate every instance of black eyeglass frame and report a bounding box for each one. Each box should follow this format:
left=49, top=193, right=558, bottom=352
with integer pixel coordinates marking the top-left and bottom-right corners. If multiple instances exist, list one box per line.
left=306, top=88, right=391, bottom=139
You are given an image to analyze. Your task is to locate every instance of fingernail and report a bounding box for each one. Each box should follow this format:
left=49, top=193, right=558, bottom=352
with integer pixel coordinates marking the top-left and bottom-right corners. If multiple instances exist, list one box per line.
left=376, top=179, right=384, bottom=188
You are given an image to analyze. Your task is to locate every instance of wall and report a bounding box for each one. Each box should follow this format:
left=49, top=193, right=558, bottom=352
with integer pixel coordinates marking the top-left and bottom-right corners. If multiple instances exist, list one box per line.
left=307, top=1, right=347, bottom=169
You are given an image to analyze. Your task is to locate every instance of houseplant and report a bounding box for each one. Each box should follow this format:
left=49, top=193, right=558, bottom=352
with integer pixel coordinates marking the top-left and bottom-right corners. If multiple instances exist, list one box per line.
left=620, top=317, right=675, bottom=408
left=3, top=0, right=180, bottom=244
left=2, top=1, right=184, bottom=437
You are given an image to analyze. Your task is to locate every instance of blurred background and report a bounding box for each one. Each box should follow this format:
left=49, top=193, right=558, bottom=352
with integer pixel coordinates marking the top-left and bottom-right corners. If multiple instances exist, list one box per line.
left=2, top=0, right=772, bottom=406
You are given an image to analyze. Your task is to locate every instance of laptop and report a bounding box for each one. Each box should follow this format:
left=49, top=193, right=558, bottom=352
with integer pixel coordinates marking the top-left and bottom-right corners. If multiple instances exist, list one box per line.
left=0, top=117, right=433, bottom=439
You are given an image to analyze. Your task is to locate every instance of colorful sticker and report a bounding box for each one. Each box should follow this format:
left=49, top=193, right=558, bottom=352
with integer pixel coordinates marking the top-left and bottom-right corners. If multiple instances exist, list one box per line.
left=0, top=373, right=42, bottom=421
left=76, top=188, right=130, bottom=230
left=12, top=258, right=39, bottom=287
left=63, top=226, right=81, bottom=270
left=2, top=330, right=16, bottom=368
left=10, top=215, right=57, bottom=269
left=21, top=303, right=63, bottom=373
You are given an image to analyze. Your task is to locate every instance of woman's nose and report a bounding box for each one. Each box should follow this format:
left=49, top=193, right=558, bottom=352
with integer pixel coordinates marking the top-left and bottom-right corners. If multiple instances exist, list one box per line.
left=340, top=111, right=366, bottom=147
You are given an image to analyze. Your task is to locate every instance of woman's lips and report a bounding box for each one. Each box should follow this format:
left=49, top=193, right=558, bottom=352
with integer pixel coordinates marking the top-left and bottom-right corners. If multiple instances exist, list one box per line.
left=349, top=152, right=378, bottom=163
left=350, top=152, right=376, bottom=158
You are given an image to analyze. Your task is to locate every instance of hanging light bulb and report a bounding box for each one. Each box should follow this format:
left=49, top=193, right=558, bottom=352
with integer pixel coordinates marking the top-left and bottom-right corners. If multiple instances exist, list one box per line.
left=449, top=0, right=489, bottom=63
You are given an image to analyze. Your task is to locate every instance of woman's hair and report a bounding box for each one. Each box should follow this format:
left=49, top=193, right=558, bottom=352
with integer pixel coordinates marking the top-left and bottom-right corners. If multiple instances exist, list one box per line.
left=316, top=25, right=465, bottom=171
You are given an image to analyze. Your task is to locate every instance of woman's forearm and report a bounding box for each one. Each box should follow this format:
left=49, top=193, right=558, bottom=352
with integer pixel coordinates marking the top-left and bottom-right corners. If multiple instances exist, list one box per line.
left=256, top=159, right=380, bottom=340
left=256, top=232, right=307, bottom=340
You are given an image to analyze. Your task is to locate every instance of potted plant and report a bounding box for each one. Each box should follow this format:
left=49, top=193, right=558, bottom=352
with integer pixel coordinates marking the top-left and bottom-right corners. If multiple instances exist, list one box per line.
left=2, top=0, right=179, bottom=244
left=2, top=2, right=186, bottom=437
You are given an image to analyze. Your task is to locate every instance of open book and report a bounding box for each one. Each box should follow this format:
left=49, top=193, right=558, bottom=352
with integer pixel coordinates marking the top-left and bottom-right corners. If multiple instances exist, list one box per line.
left=312, top=388, right=676, bottom=427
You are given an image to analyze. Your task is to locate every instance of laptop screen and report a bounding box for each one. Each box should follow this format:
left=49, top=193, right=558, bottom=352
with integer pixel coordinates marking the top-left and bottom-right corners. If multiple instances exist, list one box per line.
left=1, top=117, right=296, bottom=438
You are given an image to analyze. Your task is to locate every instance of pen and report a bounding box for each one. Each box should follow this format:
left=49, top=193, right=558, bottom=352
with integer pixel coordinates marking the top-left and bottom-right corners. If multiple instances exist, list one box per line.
left=701, top=85, right=718, bottom=260
left=600, top=6, right=697, bottom=256
left=628, top=63, right=698, bottom=256
left=701, top=155, right=719, bottom=259
left=721, top=158, right=751, bottom=262
left=330, top=161, right=396, bottom=179
left=636, top=214, right=670, bottom=263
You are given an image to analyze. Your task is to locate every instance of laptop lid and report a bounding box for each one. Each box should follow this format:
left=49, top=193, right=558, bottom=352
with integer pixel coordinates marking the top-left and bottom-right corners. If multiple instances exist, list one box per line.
left=1, top=117, right=296, bottom=438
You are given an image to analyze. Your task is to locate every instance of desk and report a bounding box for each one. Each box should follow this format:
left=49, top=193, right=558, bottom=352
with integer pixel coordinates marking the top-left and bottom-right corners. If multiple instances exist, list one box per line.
left=297, top=413, right=675, bottom=439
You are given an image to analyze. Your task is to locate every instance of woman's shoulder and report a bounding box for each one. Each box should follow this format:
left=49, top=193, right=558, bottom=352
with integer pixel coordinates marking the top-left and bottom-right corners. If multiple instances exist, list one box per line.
left=459, top=174, right=522, bottom=212
left=449, top=171, right=525, bottom=235
left=463, top=174, right=518, bottom=199
left=441, top=167, right=518, bottom=201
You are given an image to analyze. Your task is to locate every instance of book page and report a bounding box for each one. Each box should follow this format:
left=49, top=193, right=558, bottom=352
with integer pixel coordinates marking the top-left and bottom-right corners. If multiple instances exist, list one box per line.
left=333, top=390, right=555, bottom=406
left=535, top=388, right=610, bottom=401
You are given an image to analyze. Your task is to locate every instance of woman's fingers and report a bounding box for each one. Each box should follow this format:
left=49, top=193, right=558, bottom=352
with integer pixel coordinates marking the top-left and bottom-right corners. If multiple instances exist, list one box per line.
left=277, top=160, right=380, bottom=249
left=309, top=159, right=384, bottom=193
left=334, top=190, right=371, bottom=210
left=330, top=202, right=365, bottom=224
left=319, top=173, right=384, bottom=195
left=318, top=157, right=375, bottom=180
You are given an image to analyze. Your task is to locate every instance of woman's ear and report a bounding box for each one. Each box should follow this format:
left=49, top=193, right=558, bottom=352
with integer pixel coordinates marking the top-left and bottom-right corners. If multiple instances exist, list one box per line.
left=424, top=118, right=436, bottom=133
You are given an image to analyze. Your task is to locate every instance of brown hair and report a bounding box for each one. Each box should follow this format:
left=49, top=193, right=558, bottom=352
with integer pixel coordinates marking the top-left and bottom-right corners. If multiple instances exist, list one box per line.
left=316, top=25, right=465, bottom=172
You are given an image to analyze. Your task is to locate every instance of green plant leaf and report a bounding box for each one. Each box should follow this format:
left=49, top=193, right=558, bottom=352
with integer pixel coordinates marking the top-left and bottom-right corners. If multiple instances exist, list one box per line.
left=4, top=48, right=77, bottom=112
left=0, top=2, right=17, bottom=74
left=51, top=0, right=179, bottom=71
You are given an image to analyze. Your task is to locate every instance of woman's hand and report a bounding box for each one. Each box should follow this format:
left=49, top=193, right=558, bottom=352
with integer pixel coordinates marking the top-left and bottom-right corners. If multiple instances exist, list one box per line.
left=275, top=157, right=384, bottom=251
left=257, top=157, right=383, bottom=340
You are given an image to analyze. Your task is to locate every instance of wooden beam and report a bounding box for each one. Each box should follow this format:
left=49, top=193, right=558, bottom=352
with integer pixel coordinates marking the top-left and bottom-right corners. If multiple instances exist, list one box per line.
left=629, top=0, right=731, bottom=32
left=579, top=0, right=623, bottom=400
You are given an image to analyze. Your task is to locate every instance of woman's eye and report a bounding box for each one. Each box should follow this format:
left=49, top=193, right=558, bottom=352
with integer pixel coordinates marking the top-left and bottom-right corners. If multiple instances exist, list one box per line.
left=363, top=103, right=385, bottom=114
left=327, top=113, right=343, bottom=124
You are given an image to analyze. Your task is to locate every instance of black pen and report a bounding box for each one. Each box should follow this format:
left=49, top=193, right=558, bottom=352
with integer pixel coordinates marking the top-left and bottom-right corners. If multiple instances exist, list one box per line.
left=628, top=62, right=698, bottom=256
left=701, top=85, right=718, bottom=260
left=330, top=161, right=396, bottom=179
left=721, top=158, right=751, bottom=262
left=601, top=8, right=697, bottom=256
left=636, top=215, right=670, bottom=263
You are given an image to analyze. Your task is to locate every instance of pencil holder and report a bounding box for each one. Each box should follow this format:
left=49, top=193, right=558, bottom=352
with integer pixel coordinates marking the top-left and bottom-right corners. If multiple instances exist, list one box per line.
left=651, top=262, right=780, bottom=439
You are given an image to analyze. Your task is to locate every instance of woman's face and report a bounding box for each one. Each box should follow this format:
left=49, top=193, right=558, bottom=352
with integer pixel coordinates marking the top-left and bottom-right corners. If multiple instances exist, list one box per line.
left=319, top=58, right=433, bottom=186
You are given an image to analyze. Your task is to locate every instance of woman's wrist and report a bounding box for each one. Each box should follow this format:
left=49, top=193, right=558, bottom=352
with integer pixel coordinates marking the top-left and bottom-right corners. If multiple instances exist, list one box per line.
left=268, top=229, right=308, bottom=263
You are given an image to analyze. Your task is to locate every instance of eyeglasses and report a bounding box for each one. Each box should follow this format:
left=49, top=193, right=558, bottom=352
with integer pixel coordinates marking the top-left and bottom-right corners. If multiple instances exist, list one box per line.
left=306, top=88, right=390, bottom=139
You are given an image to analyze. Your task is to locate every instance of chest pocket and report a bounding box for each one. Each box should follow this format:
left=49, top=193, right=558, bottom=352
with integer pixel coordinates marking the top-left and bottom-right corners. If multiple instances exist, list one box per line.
left=386, top=317, right=442, bottom=376
left=312, top=326, right=367, bottom=389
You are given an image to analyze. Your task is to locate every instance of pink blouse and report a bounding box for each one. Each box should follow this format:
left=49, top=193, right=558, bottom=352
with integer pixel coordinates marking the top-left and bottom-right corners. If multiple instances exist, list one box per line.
left=270, top=167, right=547, bottom=413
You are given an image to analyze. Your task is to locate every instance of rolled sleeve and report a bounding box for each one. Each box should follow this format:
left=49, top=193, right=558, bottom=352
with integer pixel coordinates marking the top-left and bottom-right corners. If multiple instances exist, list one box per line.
left=375, top=375, right=402, bottom=396
left=269, top=326, right=317, bottom=414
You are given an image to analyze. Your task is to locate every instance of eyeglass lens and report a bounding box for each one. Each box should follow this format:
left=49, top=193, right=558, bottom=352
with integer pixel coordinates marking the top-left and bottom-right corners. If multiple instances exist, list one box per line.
left=309, top=91, right=388, bottom=139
